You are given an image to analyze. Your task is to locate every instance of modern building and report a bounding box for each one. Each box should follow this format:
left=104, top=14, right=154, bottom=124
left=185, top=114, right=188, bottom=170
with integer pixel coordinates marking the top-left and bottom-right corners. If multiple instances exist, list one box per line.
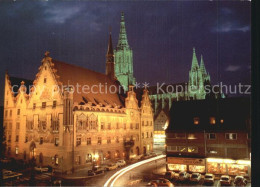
left=166, top=98, right=251, bottom=177
left=3, top=13, right=154, bottom=173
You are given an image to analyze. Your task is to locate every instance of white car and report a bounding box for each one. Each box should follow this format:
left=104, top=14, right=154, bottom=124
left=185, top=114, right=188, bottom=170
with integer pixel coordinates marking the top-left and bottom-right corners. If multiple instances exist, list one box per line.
left=178, top=171, right=189, bottom=181
left=204, top=173, right=215, bottom=185
left=220, top=175, right=232, bottom=186
left=190, top=173, right=202, bottom=183
left=116, top=160, right=126, bottom=167
left=105, top=163, right=118, bottom=171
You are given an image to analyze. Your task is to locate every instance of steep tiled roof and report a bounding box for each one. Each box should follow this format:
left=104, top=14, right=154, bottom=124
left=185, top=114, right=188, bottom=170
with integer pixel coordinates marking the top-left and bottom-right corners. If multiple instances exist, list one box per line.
left=52, top=60, right=124, bottom=107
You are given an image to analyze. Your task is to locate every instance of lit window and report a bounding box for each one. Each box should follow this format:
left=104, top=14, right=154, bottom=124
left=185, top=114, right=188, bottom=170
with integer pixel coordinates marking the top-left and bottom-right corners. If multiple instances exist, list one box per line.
left=225, top=133, right=237, bottom=140
left=173, top=133, right=186, bottom=139
left=207, top=133, right=216, bottom=139
left=194, top=117, right=199, bottom=125
left=54, top=155, right=58, bottom=165
left=187, top=133, right=197, bottom=140
left=209, top=117, right=216, bottom=125
left=15, top=147, right=19, bottom=155
left=55, top=138, right=59, bottom=146
left=179, top=146, right=187, bottom=152
left=167, top=146, right=178, bottom=152
left=220, top=119, right=224, bottom=123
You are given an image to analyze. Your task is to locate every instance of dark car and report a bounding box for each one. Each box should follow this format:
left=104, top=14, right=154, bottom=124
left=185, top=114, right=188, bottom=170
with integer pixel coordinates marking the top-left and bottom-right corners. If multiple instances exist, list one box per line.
left=234, top=176, right=247, bottom=186
left=87, top=170, right=95, bottom=176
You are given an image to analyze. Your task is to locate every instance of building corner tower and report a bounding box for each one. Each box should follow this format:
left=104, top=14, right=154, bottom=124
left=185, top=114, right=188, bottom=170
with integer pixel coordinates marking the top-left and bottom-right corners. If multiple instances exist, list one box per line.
left=114, top=12, right=135, bottom=91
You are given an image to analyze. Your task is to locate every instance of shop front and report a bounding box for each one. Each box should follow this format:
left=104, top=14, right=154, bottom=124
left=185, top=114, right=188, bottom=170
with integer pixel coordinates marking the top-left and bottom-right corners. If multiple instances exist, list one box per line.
left=206, top=158, right=251, bottom=177
left=167, top=157, right=206, bottom=173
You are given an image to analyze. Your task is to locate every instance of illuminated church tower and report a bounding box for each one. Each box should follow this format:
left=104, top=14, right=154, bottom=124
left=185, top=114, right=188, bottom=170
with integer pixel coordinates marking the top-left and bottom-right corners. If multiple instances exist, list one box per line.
left=114, top=12, right=135, bottom=91
left=188, top=48, right=210, bottom=100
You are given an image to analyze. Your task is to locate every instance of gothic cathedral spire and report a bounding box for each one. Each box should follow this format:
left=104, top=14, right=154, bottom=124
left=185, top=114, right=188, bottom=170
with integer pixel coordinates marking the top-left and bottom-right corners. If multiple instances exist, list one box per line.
left=200, top=55, right=207, bottom=76
left=106, top=30, right=115, bottom=80
left=191, top=47, right=199, bottom=70
left=114, top=12, right=136, bottom=91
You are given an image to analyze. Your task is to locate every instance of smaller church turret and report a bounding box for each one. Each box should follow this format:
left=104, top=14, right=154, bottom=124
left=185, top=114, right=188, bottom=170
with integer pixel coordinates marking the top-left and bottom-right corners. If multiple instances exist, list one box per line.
left=106, top=31, right=115, bottom=80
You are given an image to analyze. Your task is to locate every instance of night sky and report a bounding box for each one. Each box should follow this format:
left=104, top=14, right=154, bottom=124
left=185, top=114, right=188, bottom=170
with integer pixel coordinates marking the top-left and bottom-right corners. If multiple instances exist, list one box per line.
left=0, top=1, right=251, bottom=104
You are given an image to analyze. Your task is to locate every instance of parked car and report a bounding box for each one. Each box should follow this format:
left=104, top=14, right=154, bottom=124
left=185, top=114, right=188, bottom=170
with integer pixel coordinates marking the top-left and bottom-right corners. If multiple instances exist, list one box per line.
left=234, top=176, right=247, bottom=186
left=178, top=171, right=189, bottom=181
left=190, top=173, right=202, bottom=183
left=220, top=175, right=232, bottom=186
left=203, top=173, right=215, bottom=185
left=34, top=166, right=49, bottom=172
left=94, top=167, right=105, bottom=175
left=105, top=163, right=118, bottom=171
left=165, top=171, right=175, bottom=180
left=116, top=160, right=126, bottom=167
left=87, top=170, right=95, bottom=176
left=147, top=178, right=174, bottom=187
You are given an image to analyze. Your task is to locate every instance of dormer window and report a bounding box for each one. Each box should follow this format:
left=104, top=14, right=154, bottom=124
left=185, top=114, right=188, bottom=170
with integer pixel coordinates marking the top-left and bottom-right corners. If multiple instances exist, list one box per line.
left=193, top=117, right=199, bottom=125
left=209, top=117, right=216, bottom=125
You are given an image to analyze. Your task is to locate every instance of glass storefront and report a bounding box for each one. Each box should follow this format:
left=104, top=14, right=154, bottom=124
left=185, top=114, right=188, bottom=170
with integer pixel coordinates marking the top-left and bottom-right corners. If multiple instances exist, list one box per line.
left=189, top=165, right=205, bottom=173
left=206, top=158, right=250, bottom=176
left=168, top=164, right=187, bottom=171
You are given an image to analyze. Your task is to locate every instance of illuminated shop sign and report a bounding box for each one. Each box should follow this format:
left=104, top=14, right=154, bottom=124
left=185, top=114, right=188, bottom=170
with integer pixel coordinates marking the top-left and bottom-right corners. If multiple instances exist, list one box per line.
left=167, top=157, right=205, bottom=165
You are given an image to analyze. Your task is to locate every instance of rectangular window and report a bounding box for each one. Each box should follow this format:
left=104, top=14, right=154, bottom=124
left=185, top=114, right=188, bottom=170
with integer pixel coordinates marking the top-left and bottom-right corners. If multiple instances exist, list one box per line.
left=116, top=123, right=119, bottom=129
left=207, top=133, right=216, bottom=140
left=25, top=136, right=28, bottom=143
left=179, top=146, right=187, bottom=152
left=142, top=133, right=144, bottom=139
left=17, top=109, right=20, bottom=115
left=151, top=132, right=153, bottom=138
left=107, top=137, right=111, bottom=144
left=225, top=133, right=237, bottom=140
left=15, top=147, right=19, bottom=155
left=15, top=135, right=19, bottom=142
left=173, top=133, right=186, bottom=139
left=44, top=78, right=47, bottom=83
left=146, top=121, right=149, bottom=126
left=5, top=110, right=8, bottom=117
left=10, top=110, right=12, bottom=117
left=167, top=146, right=178, bottom=152
left=108, top=123, right=111, bottom=130
left=98, top=137, right=102, bottom=145
left=150, top=121, right=153, bottom=126
left=116, top=136, right=119, bottom=143
left=33, top=103, right=36, bottom=109
left=101, top=122, right=104, bottom=130
left=41, top=121, right=46, bottom=130
left=55, top=138, right=59, bottom=146
left=136, top=123, right=139, bottom=129
left=8, top=135, right=11, bottom=142
left=130, top=123, right=133, bottom=129
left=40, top=137, right=43, bottom=144
left=146, top=132, right=149, bottom=138
left=142, top=121, right=144, bottom=126
left=42, top=102, right=46, bottom=108
left=76, top=138, right=81, bottom=146
left=87, top=138, right=91, bottom=145
left=53, top=101, right=57, bottom=108
left=124, top=123, right=126, bottom=129
left=16, top=122, right=20, bottom=130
